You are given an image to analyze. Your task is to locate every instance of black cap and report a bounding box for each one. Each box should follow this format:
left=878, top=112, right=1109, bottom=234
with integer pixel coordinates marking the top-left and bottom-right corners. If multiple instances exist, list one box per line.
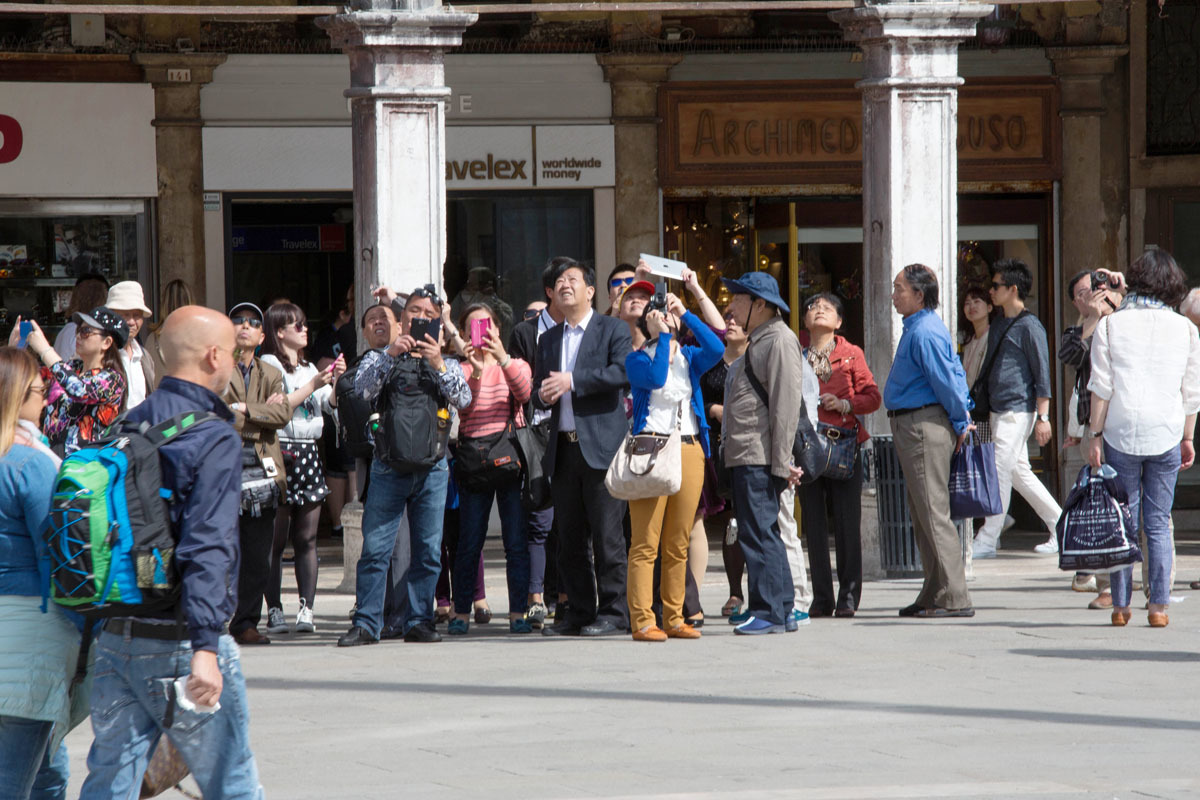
left=73, top=306, right=129, bottom=348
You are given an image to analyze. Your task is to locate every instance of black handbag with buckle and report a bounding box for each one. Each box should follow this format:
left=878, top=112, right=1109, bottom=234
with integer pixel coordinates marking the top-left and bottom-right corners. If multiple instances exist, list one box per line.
left=816, top=422, right=859, bottom=481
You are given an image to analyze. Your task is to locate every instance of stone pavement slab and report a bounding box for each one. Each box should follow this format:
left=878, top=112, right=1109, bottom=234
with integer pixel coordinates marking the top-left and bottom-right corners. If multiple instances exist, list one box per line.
left=64, top=543, right=1200, bottom=799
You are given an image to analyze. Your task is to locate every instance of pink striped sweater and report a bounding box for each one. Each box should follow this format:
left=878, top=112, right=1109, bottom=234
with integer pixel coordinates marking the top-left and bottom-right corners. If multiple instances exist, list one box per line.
left=460, top=358, right=531, bottom=439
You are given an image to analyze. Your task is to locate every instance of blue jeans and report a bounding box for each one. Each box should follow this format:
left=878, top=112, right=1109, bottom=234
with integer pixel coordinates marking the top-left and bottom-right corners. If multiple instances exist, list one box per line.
left=0, top=716, right=68, bottom=800
left=1104, top=442, right=1180, bottom=608
left=80, top=632, right=262, bottom=800
left=355, top=458, right=449, bottom=637
left=731, top=465, right=794, bottom=625
left=455, top=485, right=529, bottom=616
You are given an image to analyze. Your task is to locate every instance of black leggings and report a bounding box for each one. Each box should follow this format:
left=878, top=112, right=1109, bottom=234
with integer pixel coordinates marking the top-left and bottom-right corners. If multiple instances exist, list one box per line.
left=268, top=501, right=321, bottom=609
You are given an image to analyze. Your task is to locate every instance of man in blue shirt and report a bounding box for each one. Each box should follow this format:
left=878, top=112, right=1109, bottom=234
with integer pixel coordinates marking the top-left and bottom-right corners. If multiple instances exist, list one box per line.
left=81, top=306, right=264, bottom=799
left=883, top=264, right=975, bottom=618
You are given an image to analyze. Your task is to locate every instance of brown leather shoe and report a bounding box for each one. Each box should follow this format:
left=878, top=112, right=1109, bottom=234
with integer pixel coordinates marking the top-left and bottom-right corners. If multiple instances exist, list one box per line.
left=665, top=624, right=701, bottom=639
left=1088, top=593, right=1113, bottom=610
left=234, top=627, right=271, bottom=645
left=1148, top=611, right=1169, bottom=628
left=1111, top=609, right=1132, bottom=627
left=632, top=625, right=667, bottom=642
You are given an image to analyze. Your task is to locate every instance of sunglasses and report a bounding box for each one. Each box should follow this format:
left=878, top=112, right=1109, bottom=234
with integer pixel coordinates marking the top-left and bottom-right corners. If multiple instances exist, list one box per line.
left=523, top=308, right=541, bottom=320
left=76, top=327, right=104, bottom=340
left=231, top=315, right=263, bottom=329
left=291, top=321, right=307, bottom=333
left=991, top=282, right=1008, bottom=290
left=609, top=277, right=635, bottom=290
left=409, top=283, right=443, bottom=307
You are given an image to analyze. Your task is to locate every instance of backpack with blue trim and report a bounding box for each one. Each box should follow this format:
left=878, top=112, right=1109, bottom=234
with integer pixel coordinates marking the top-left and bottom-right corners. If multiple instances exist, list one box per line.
left=44, top=411, right=221, bottom=617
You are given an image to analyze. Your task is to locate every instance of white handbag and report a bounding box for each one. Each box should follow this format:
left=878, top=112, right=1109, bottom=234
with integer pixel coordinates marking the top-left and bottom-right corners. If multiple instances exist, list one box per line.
left=604, top=403, right=683, bottom=501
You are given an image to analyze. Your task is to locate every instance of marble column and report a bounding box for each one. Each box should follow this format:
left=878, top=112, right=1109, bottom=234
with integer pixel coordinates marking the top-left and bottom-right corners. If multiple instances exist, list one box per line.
left=597, top=53, right=681, bottom=269
left=320, top=0, right=476, bottom=330
left=832, top=2, right=991, bottom=429
left=133, top=53, right=226, bottom=306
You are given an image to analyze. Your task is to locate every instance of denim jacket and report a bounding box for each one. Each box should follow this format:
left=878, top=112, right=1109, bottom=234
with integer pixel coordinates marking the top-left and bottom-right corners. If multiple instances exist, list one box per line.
left=0, top=442, right=59, bottom=597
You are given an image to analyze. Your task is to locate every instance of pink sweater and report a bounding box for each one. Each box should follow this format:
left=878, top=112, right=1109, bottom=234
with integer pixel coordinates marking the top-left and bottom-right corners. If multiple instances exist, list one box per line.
left=460, top=359, right=532, bottom=439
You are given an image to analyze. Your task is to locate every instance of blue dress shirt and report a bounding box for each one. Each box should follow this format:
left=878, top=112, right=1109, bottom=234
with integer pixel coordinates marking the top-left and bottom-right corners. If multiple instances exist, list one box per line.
left=883, top=309, right=972, bottom=435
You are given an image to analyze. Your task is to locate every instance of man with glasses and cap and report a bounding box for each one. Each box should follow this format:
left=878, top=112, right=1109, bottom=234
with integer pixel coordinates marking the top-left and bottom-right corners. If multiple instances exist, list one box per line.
left=339, top=283, right=472, bottom=646
left=224, top=302, right=294, bottom=645
left=720, top=271, right=806, bottom=635
left=605, top=263, right=637, bottom=317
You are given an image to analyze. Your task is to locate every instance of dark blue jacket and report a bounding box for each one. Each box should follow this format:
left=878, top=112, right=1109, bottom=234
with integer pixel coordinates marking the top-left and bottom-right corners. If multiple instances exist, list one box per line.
left=126, top=377, right=241, bottom=653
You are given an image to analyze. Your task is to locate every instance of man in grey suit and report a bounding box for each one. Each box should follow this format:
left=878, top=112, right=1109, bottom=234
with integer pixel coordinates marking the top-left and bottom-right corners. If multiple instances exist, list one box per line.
left=533, top=258, right=633, bottom=636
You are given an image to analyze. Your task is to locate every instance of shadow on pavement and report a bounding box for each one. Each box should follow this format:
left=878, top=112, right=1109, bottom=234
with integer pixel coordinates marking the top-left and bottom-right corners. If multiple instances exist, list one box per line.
left=1009, top=648, right=1200, bottom=662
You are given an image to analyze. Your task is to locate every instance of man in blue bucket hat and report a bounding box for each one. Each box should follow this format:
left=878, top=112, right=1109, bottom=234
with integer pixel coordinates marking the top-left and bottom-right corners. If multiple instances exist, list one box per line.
left=720, top=271, right=807, bottom=634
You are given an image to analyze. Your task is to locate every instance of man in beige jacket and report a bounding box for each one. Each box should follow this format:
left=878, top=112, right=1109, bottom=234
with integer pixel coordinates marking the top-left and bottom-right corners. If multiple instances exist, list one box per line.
left=721, top=272, right=806, bottom=635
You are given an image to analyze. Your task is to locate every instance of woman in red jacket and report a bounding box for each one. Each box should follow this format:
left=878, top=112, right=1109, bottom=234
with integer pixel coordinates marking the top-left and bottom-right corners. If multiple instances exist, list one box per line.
left=799, top=293, right=882, bottom=618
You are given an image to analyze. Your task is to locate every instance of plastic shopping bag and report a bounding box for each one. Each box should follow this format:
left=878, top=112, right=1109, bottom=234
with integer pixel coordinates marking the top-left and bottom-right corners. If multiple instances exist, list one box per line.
left=1056, top=464, right=1142, bottom=574
left=948, top=433, right=1003, bottom=520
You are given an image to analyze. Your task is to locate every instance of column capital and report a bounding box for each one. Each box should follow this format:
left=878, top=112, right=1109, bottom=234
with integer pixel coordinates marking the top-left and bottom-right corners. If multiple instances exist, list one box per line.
left=319, top=7, right=477, bottom=52
left=595, top=52, right=682, bottom=86
left=132, top=53, right=226, bottom=87
left=1048, top=45, right=1128, bottom=116
left=831, top=2, right=994, bottom=45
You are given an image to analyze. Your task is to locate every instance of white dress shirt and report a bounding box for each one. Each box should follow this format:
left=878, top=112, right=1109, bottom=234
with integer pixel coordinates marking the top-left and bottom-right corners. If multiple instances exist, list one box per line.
left=1088, top=304, right=1200, bottom=456
left=557, top=308, right=594, bottom=433
left=121, top=339, right=148, bottom=409
left=643, top=340, right=699, bottom=436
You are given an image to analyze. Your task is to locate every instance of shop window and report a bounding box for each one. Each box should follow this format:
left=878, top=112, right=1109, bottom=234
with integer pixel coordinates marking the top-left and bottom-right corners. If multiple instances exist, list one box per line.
left=445, top=191, right=594, bottom=323
left=0, top=206, right=145, bottom=342
left=1147, top=0, right=1200, bottom=156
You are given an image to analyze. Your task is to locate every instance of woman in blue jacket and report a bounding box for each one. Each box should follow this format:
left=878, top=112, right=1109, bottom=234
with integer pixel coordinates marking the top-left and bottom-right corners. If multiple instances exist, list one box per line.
left=625, top=292, right=724, bottom=642
left=0, top=346, right=82, bottom=800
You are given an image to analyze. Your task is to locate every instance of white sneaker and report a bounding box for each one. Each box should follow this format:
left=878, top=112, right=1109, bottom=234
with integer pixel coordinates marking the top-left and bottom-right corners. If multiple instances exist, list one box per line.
left=295, top=599, right=315, bottom=633
left=266, top=607, right=288, bottom=634
left=1001, top=515, right=1016, bottom=532
left=1034, top=537, right=1058, bottom=555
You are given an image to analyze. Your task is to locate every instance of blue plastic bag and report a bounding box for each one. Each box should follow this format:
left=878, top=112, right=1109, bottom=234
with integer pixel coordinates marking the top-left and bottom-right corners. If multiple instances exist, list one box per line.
left=948, top=433, right=1003, bottom=520
left=1056, top=464, right=1142, bottom=573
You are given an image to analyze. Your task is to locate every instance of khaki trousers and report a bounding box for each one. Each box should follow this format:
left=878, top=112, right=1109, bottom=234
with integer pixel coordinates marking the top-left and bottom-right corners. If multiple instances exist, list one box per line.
left=628, top=442, right=706, bottom=631
left=891, top=406, right=972, bottom=611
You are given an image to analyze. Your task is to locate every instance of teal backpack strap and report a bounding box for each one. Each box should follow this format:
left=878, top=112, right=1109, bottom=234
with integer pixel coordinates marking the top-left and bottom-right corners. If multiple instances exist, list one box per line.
left=143, top=411, right=224, bottom=447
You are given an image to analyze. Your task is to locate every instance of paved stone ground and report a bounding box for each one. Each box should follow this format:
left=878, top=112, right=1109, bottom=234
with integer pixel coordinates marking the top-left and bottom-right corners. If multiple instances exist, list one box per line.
left=65, top=531, right=1200, bottom=799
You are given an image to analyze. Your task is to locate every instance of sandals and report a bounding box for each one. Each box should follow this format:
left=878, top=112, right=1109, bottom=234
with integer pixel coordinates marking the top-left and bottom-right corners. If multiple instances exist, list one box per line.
left=721, top=597, right=743, bottom=617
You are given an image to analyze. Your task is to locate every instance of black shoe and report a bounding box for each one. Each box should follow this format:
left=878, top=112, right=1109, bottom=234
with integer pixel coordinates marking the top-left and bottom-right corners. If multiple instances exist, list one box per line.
left=337, top=626, right=378, bottom=647
left=403, top=621, right=443, bottom=643
left=685, top=617, right=704, bottom=629
left=898, top=603, right=924, bottom=617
left=542, top=621, right=582, bottom=637
left=379, top=627, right=404, bottom=640
left=580, top=619, right=624, bottom=637
left=914, top=606, right=975, bottom=618
left=834, top=608, right=856, bottom=618
left=808, top=606, right=834, bottom=619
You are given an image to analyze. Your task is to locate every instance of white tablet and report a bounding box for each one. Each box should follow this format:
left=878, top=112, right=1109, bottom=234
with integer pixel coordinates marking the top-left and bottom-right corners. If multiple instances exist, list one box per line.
left=639, top=253, right=688, bottom=281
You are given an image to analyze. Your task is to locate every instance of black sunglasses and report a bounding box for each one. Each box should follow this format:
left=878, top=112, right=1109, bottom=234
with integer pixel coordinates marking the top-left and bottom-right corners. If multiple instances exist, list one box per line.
left=409, top=283, right=443, bottom=306
left=523, top=308, right=541, bottom=320
left=991, top=281, right=1008, bottom=290
left=231, top=315, right=263, bottom=329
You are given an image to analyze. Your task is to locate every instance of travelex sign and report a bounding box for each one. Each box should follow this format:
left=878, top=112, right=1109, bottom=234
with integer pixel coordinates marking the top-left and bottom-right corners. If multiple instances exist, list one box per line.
left=445, top=125, right=614, bottom=189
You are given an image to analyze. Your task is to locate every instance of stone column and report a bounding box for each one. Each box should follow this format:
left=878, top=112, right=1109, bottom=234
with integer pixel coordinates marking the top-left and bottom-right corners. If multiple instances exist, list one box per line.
left=1048, top=46, right=1129, bottom=278
left=320, top=0, right=476, bottom=329
left=597, top=53, right=681, bottom=268
left=133, top=53, right=226, bottom=307
left=832, top=2, right=991, bottom=432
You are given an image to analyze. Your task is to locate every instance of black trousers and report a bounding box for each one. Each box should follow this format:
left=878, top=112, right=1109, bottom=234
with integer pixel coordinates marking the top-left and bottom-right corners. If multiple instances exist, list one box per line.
left=230, top=510, right=277, bottom=635
left=800, top=452, right=864, bottom=613
left=552, top=439, right=629, bottom=628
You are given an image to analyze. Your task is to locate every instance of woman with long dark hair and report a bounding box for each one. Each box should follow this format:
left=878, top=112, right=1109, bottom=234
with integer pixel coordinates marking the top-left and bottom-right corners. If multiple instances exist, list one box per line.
left=0, top=346, right=83, bottom=799
left=1088, top=247, right=1200, bottom=628
left=260, top=302, right=345, bottom=635
left=21, top=307, right=128, bottom=455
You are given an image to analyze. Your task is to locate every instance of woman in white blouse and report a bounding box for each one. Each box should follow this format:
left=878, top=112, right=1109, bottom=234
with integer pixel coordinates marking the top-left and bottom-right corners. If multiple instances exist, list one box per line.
left=1087, top=247, right=1200, bottom=628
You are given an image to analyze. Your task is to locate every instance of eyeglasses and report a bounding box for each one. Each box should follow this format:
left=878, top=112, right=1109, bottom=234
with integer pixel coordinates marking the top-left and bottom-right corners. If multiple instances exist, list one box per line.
left=231, top=316, right=263, bottom=329
left=609, top=277, right=635, bottom=290
left=409, top=284, right=442, bottom=307
left=523, top=308, right=541, bottom=320
left=25, top=383, right=45, bottom=399
left=76, top=327, right=103, bottom=340
left=990, top=282, right=1008, bottom=290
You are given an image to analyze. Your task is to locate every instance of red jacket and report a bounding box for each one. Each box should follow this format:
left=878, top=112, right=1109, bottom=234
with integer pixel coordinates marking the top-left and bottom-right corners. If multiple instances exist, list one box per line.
left=799, top=333, right=881, bottom=443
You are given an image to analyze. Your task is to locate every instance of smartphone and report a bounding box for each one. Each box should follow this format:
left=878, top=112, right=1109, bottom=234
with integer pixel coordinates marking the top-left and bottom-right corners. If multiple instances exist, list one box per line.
left=17, top=320, right=31, bottom=349
left=410, top=317, right=441, bottom=344
left=469, top=317, right=491, bottom=348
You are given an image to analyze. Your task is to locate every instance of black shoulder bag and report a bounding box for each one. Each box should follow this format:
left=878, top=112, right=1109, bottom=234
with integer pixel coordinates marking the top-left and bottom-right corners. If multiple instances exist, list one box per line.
left=968, top=311, right=1026, bottom=423
left=743, top=349, right=826, bottom=485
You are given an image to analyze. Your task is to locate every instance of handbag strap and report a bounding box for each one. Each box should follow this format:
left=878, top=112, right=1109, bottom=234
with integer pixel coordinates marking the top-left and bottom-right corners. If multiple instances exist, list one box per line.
left=974, top=311, right=1027, bottom=391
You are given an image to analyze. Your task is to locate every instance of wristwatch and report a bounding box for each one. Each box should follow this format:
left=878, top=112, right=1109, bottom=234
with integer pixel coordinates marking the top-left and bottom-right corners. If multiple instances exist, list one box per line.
left=1088, top=428, right=1104, bottom=439
left=1037, top=413, right=1051, bottom=423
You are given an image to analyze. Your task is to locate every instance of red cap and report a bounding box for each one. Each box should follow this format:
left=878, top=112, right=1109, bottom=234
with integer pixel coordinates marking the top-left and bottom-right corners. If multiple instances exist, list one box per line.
left=622, top=280, right=656, bottom=298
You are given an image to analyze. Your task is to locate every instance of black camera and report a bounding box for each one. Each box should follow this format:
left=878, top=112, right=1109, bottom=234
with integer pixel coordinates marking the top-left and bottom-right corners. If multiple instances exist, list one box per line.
left=1090, top=270, right=1109, bottom=291
left=648, top=281, right=668, bottom=314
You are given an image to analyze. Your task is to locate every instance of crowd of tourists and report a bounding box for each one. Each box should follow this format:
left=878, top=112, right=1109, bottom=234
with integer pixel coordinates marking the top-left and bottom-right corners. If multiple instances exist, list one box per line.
left=1, top=246, right=1198, bottom=798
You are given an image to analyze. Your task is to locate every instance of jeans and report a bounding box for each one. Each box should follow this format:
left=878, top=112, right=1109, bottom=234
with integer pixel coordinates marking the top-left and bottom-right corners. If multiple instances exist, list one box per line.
left=0, top=716, right=68, bottom=800
left=455, top=485, right=529, bottom=617
left=80, top=632, right=262, bottom=800
left=526, top=506, right=553, bottom=596
left=1104, top=442, right=1180, bottom=608
left=354, top=458, right=449, bottom=637
left=731, top=465, right=794, bottom=625
left=975, top=410, right=1063, bottom=549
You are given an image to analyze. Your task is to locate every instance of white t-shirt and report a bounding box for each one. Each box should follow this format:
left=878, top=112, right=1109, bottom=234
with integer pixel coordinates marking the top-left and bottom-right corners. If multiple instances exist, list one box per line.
left=642, top=340, right=699, bottom=436
left=259, top=355, right=334, bottom=441
left=120, top=340, right=148, bottom=409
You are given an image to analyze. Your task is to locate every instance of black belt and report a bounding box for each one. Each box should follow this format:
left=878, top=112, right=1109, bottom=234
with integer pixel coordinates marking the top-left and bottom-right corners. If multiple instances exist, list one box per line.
left=103, top=618, right=222, bottom=641
left=640, top=433, right=701, bottom=445
left=886, top=403, right=940, bottom=419
left=559, top=430, right=579, bottom=443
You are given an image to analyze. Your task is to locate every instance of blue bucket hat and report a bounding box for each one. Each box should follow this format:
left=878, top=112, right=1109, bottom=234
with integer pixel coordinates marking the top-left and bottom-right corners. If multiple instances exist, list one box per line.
left=720, top=271, right=789, bottom=314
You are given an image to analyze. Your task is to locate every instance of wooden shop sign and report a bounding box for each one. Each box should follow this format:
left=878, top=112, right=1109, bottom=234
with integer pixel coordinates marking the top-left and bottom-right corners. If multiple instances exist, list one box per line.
left=659, top=79, right=1060, bottom=187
